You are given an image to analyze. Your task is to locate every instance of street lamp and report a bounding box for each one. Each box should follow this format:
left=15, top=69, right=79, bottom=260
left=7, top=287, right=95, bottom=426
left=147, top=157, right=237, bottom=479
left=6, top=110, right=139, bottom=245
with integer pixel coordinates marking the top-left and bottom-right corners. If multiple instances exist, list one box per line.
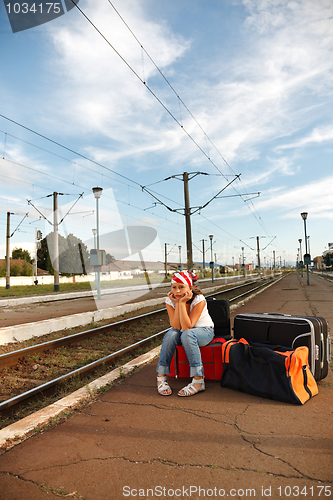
left=209, top=235, right=214, bottom=283
left=300, top=212, right=310, bottom=285
left=92, top=228, right=97, bottom=247
left=92, top=228, right=97, bottom=289
left=93, top=187, right=103, bottom=299
left=298, top=238, right=303, bottom=277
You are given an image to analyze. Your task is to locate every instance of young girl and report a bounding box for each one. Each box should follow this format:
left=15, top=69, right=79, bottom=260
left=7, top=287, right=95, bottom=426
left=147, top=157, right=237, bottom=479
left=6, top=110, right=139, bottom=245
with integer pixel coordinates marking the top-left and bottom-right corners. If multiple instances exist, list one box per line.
left=157, top=270, right=214, bottom=397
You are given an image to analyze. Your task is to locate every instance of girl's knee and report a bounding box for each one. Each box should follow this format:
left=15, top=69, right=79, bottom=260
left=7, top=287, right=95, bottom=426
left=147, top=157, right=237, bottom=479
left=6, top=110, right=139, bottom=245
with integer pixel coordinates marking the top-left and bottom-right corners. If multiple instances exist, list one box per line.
left=163, top=328, right=181, bottom=344
left=181, top=329, right=197, bottom=345
left=167, top=327, right=180, bottom=337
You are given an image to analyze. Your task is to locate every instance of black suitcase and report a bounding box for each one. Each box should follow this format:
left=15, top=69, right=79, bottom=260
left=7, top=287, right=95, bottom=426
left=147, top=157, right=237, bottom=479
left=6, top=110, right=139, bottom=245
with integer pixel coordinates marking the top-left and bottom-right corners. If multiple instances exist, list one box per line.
left=233, top=313, right=330, bottom=381
left=206, top=298, right=231, bottom=339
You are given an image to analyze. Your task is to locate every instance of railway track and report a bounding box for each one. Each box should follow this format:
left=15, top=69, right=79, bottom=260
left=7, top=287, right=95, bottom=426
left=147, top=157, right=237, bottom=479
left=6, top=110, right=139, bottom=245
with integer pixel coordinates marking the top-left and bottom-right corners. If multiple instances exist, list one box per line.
left=0, top=275, right=282, bottom=421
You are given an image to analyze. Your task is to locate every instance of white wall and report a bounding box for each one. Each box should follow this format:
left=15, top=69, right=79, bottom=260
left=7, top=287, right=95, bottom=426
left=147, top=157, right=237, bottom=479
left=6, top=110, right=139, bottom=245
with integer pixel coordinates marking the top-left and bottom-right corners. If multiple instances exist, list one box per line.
left=0, top=272, right=133, bottom=287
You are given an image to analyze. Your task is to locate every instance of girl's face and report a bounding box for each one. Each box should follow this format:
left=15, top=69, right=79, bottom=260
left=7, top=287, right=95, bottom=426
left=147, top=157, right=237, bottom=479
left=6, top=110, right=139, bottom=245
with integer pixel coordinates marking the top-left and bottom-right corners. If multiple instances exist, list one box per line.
left=171, top=282, right=191, bottom=299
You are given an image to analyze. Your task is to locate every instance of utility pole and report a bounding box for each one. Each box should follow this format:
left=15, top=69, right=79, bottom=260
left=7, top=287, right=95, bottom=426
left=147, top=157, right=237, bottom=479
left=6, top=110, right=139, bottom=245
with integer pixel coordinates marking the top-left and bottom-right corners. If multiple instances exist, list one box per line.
left=53, top=192, right=60, bottom=292
left=256, top=236, right=261, bottom=276
left=164, top=243, right=168, bottom=278
left=6, top=212, right=11, bottom=289
left=273, top=250, right=276, bottom=273
left=209, top=235, right=214, bottom=283
left=242, top=247, right=246, bottom=277
left=28, top=192, right=83, bottom=293
left=141, top=172, right=240, bottom=273
left=183, top=172, right=193, bottom=271
left=201, top=239, right=206, bottom=278
left=35, top=228, right=38, bottom=280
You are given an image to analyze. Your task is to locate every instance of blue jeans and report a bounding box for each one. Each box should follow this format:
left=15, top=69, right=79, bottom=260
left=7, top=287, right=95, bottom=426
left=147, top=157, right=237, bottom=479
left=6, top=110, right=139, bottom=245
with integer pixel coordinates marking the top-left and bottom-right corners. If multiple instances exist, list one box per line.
left=157, top=327, right=214, bottom=377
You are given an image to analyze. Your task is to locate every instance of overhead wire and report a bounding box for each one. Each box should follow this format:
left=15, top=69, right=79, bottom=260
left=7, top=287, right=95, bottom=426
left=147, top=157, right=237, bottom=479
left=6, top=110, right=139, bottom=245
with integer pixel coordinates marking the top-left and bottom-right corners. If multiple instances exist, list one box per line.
left=67, top=0, right=275, bottom=241
left=0, top=123, right=184, bottom=211
left=0, top=155, right=187, bottom=239
left=100, top=0, right=275, bottom=238
left=68, top=1, right=239, bottom=185
left=0, top=3, right=276, bottom=252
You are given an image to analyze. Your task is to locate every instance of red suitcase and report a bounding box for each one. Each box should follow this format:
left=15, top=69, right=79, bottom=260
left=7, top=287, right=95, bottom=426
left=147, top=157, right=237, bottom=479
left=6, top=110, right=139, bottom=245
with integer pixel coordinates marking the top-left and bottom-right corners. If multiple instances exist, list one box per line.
left=168, top=337, right=226, bottom=380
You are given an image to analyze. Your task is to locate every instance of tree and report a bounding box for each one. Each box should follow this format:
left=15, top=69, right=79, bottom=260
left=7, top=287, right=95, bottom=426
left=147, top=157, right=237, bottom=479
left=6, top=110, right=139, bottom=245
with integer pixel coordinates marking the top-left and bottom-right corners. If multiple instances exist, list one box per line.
left=21, top=260, right=33, bottom=276
left=323, top=252, right=333, bottom=269
left=37, top=232, right=90, bottom=276
left=105, top=253, right=114, bottom=265
left=37, top=237, right=54, bottom=275
left=11, top=247, right=33, bottom=264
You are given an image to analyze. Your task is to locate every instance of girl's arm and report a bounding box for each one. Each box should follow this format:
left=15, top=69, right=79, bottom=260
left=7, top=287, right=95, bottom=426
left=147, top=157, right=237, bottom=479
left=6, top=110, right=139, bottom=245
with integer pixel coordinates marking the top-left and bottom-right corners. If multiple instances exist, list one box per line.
left=178, top=292, right=205, bottom=331
left=166, top=297, right=181, bottom=330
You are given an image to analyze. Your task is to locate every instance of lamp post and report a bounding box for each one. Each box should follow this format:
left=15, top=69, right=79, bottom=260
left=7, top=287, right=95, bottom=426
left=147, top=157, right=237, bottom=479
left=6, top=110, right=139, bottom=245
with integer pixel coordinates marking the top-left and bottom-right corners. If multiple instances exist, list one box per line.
left=93, top=187, right=103, bottom=299
left=92, top=228, right=97, bottom=289
left=178, top=245, right=182, bottom=272
left=92, top=228, right=97, bottom=247
left=300, top=212, right=309, bottom=285
left=242, top=247, right=246, bottom=278
left=201, top=239, right=206, bottom=278
left=209, top=235, right=214, bottom=282
left=298, top=238, right=303, bottom=277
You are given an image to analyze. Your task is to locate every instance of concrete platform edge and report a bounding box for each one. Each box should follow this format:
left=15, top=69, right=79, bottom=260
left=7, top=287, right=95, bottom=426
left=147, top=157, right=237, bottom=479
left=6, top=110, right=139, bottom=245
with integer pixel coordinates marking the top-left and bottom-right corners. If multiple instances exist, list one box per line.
left=0, top=279, right=279, bottom=345
left=0, top=297, right=166, bottom=345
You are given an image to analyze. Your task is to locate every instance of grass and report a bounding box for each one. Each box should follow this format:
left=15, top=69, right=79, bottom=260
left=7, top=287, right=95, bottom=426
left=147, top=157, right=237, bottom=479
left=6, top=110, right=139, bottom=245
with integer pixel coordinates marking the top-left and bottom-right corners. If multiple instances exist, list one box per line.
left=0, top=275, right=171, bottom=298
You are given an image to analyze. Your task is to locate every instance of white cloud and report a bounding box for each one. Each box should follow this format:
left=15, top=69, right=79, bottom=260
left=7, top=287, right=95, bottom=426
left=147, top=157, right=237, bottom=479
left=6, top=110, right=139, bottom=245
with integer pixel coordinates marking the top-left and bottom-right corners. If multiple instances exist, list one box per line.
left=255, top=176, right=333, bottom=218
left=45, top=0, right=190, bottom=144
left=183, top=0, right=333, bottom=169
left=276, top=125, right=333, bottom=150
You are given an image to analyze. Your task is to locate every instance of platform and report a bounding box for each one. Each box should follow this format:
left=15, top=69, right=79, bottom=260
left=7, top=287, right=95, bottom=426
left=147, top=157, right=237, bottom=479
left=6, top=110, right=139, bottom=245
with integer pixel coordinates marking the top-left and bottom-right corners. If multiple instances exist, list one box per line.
left=0, top=272, right=332, bottom=500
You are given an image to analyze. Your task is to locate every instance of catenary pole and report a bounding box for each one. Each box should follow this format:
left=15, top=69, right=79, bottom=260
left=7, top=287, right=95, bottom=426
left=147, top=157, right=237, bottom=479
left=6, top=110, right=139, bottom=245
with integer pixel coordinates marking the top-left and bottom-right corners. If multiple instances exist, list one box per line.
left=183, top=172, right=193, bottom=271
left=202, top=239, right=206, bottom=278
left=256, top=236, right=261, bottom=276
left=53, top=192, right=60, bottom=292
left=6, top=212, right=11, bottom=289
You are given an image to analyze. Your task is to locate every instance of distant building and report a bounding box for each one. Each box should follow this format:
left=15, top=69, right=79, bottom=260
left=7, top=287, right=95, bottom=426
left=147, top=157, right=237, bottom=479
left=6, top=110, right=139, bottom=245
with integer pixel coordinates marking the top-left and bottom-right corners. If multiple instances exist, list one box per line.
left=323, top=243, right=333, bottom=258
left=312, top=256, right=324, bottom=270
left=234, top=263, right=254, bottom=271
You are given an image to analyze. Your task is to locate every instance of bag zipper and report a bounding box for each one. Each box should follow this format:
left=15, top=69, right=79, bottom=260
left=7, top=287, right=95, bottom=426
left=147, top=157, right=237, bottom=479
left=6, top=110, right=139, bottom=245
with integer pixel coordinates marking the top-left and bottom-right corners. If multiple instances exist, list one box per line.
left=302, top=366, right=312, bottom=398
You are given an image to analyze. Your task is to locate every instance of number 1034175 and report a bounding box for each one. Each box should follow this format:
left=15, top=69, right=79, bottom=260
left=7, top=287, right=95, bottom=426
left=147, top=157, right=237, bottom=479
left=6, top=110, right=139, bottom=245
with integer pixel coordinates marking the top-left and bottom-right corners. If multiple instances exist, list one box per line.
left=6, top=3, right=62, bottom=15
left=277, top=485, right=331, bottom=496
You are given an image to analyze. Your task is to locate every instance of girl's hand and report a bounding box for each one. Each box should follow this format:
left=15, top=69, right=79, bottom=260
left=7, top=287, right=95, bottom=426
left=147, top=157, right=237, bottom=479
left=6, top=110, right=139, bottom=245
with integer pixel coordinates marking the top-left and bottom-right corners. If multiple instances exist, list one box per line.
left=167, top=291, right=178, bottom=302
left=179, top=290, right=193, bottom=302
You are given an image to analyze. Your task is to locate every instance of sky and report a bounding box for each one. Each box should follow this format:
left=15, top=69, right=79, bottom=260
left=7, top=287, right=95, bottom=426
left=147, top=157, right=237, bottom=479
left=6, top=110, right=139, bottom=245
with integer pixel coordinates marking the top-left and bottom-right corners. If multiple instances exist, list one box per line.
left=0, top=0, right=332, bottom=271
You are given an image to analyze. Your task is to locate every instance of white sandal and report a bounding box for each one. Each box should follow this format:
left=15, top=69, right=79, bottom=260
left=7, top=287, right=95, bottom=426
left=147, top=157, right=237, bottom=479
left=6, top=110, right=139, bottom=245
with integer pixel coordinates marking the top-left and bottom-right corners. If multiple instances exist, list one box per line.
left=157, top=375, right=172, bottom=396
left=178, top=378, right=205, bottom=397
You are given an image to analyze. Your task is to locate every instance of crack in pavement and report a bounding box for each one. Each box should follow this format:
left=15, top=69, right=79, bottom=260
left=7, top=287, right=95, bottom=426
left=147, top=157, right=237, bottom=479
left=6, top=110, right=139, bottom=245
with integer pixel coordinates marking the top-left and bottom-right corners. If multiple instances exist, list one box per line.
left=1, top=454, right=331, bottom=484
left=93, top=398, right=236, bottom=426
left=296, top=274, right=319, bottom=316
left=234, top=400, right=331, bottom=483
left=85, top=399, right=331, bottom=483
left=0, top=470, right=83, bottom=498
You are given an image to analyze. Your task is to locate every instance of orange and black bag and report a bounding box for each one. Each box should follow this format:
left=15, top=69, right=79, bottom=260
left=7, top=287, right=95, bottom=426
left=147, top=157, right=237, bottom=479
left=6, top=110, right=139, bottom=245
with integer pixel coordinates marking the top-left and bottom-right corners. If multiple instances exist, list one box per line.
left=221, top=338, right=318, bottom=404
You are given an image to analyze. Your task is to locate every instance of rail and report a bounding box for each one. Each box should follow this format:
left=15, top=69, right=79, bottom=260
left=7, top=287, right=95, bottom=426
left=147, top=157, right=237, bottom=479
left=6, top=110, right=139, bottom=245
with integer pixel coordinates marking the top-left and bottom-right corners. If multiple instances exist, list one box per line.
left=0, top=275, right=282, bottom=412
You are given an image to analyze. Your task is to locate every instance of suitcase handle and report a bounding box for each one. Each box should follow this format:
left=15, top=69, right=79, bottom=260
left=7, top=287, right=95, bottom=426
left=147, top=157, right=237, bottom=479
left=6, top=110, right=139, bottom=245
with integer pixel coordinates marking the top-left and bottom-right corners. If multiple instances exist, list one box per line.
left=266, top=313, right=291, bottom=317
left=328, top=337, right=332, bottom=363
left=320, top=333, right=324, bottom=369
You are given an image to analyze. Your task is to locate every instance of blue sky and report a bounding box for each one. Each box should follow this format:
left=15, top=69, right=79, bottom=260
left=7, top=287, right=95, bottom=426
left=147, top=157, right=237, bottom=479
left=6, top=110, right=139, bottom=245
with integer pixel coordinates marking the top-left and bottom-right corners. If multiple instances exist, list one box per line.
left=0, top=0, right=332, bottom=270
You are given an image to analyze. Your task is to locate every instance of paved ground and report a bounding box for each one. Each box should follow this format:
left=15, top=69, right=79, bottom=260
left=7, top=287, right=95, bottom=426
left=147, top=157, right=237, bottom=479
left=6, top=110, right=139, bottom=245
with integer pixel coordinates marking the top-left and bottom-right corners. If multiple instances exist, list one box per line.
left=0, top=272, right=332, bottom=500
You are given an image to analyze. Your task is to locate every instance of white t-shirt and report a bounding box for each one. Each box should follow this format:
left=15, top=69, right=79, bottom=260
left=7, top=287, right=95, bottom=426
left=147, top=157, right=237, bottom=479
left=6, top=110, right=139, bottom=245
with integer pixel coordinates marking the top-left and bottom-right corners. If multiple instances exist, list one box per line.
left=165, top=294, right=214, bottom=328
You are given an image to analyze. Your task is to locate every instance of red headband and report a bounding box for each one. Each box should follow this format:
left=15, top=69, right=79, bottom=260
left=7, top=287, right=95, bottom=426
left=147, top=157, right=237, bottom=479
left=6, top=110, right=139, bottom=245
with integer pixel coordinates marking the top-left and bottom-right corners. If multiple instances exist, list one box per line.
left=171, top=271, right=198, bottom=287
